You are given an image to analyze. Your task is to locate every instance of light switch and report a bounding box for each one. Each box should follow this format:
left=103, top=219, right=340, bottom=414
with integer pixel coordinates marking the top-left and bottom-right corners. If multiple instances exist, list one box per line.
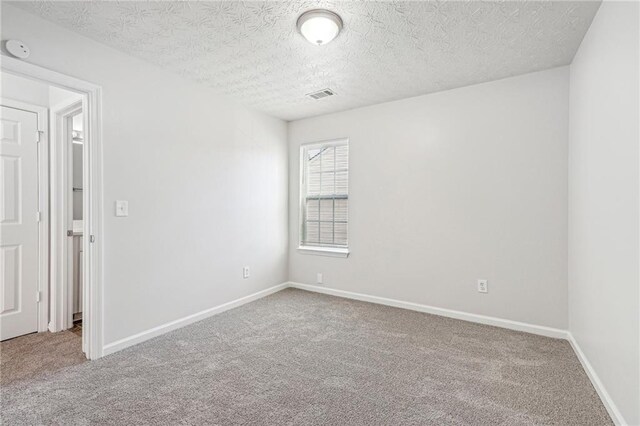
left=115, top=200, right=128, bottom=217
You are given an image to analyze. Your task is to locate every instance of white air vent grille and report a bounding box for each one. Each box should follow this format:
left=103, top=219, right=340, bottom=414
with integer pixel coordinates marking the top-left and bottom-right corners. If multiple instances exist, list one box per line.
left=307, top=89, right=335, bottom=100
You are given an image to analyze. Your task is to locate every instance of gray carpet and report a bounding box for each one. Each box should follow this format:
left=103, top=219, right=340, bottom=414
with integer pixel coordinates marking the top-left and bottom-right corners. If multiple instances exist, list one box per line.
left=1, top=288, right=611, bottom=425
left=1, top=326, right=85, bottom=387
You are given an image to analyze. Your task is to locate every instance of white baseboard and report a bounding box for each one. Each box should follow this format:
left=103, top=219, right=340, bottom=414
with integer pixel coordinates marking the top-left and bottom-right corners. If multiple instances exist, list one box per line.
left=102, top=282, right=289, bottom=356
left=288, top=282, right=568, bottom=339
left=100, top=280, right=623, bottom=426
left=289, top=282, right=628, bottom=424
left=102, top=281, right=565, bottom=357
left=567, top=333, right=627, bottom=426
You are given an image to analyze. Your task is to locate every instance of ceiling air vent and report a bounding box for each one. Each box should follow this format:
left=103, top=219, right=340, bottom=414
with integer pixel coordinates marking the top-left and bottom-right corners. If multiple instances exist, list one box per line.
left=307, top=88, right=335, bottom=100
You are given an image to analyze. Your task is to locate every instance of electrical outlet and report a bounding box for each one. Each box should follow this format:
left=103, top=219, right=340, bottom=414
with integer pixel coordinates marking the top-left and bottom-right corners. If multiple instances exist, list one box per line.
left=316, top=272, right=323, bottom=284
left=243, top=266, right=250, bottom=279
left=115, top=200, right=128, bottom=217
left=478, top=279, right=488, bottom=293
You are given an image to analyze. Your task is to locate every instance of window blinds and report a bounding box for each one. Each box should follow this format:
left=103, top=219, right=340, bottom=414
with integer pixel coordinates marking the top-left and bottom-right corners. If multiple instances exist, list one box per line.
left=301, top=141, right=349, bottom=248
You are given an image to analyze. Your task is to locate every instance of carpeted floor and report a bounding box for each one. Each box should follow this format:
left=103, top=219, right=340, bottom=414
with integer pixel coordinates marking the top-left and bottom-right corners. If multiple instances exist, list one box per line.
left=1, top=288, right=611, bottom=425
left=1, top=326, right=86, bottom=388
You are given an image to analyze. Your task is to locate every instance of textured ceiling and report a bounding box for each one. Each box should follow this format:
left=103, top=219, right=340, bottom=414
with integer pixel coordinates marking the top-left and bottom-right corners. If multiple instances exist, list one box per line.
left=13, top=1, right=601, bottom=121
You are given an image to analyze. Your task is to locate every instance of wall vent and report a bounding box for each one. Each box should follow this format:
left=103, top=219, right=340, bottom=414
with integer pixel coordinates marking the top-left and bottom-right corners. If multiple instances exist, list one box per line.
left=307, top=88, right=335, bottom=100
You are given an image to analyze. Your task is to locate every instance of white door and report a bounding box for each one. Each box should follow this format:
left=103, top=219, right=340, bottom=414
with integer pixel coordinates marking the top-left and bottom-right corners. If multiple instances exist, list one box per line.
left=0, top=105, right=40, bottom=341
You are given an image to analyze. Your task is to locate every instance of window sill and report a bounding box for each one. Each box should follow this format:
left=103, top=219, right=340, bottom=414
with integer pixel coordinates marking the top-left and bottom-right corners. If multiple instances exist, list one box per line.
left=297, top=246, right=350, bottom=258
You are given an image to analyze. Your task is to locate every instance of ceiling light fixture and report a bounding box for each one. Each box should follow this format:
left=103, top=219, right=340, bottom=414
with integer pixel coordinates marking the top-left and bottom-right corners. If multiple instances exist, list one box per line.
left=297, top=9, right=343, bottom=46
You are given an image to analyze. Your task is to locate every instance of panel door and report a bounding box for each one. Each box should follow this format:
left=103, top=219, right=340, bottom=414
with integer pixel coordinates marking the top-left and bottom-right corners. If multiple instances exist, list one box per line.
left=0, top=105, right=40, bottom=341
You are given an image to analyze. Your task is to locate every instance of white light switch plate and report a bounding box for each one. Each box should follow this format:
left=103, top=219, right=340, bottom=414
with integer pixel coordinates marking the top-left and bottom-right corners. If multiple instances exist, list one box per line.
left=115, top=200, right=128, bottom=217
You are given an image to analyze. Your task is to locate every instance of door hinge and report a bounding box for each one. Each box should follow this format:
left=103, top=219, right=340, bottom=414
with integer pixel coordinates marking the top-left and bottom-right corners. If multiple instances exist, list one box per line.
left=67, top=230, right=74, bottom=237
left=36, top=291, right=41, bottom=303
left=36, top=130, right=43, bottom=143
left=36, top=211, right=41, bottom=222
left=90, top=235, right=95, bottom=243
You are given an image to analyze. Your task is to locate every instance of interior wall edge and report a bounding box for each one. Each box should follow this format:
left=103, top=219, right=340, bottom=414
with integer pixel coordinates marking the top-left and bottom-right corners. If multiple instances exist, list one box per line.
left=290, top=281, right=626, bottom=425
left=102, top=282, right=290, bottom=357
left=567, top=333, right=627, bottom=426
left=99, top=279, right=629, bottom=425
left=567, top=0, right=640, bottom=423
left=288, top=282, right=568, bottom=339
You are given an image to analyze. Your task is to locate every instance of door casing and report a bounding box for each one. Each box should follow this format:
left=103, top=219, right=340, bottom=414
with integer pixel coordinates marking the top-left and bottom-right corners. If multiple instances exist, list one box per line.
left=49, top=101, right=82, bottom=335
left=1, top=56, right=105, bottom=360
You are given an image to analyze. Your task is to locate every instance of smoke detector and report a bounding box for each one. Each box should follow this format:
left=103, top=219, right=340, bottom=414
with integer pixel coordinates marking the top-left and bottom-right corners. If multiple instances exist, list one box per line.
left=5, top=40, right=30, bottom=59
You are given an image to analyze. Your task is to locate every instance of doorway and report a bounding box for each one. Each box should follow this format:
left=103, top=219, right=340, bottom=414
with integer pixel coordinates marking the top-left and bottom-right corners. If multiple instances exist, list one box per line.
left=71, top=111, right=84, bottom=330
left=49, top=100, right=86, bottom=344
left=0, top=56, right=104, bottom=359
left=0, top=75, right=84, bottom=357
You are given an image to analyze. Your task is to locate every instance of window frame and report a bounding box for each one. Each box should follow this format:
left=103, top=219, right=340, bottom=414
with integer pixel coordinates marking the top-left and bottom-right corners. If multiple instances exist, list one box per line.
left=298, top=138, right=350, bottom=258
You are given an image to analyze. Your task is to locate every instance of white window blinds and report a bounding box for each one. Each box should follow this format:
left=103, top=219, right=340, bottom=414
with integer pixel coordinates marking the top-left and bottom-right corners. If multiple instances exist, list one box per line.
left=301, top=140, right=349, bottom=248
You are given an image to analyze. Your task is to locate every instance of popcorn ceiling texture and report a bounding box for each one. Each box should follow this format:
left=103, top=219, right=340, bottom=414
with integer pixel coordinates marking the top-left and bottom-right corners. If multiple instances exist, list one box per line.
left=1, top=289, right=611, bottom=425
left=13, top=0, right=600, bottom=120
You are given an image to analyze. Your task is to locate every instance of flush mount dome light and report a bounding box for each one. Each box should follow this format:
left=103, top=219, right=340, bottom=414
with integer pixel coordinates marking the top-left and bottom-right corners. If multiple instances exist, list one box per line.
left=297, top=9, right=343, bottom=46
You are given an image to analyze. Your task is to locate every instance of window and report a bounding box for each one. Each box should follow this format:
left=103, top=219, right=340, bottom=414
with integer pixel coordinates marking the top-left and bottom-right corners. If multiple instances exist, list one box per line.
left=299, top=139, right=349, bottom=256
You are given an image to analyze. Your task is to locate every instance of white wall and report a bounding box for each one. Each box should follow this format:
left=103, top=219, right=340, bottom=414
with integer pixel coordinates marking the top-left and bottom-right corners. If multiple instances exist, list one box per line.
left=1, top=5, right=289, bottom=345
left=49, top=85, right=82, bottom=109
left=0, top=71, right=50, bottom=106
left=289, top=67, right=569, bottom=329
left=0, top=72, right=82, bottom=109
left=568, top=1, right=640, bottom=424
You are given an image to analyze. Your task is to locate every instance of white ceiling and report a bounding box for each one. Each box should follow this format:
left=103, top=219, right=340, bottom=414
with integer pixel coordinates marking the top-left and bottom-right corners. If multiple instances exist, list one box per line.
left=14, top=1, right=601, bottom=121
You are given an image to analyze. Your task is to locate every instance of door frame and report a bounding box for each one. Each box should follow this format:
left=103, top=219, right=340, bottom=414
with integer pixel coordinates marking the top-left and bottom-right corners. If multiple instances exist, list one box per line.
left=49, top=100, right=82, bottom=334
left=0, top=98, right=49, bottom=335
left=1, top=56, right=105, bottom=360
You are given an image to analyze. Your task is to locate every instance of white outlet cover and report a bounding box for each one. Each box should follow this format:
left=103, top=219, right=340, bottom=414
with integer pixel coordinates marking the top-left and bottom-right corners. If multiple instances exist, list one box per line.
left=478, top=279, right=488, bottom=293
left=316, top=272, right=323, bottom=284
left=115, top=200, right=128, bottom=217
left=6, top=40, right=30, bottom=59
